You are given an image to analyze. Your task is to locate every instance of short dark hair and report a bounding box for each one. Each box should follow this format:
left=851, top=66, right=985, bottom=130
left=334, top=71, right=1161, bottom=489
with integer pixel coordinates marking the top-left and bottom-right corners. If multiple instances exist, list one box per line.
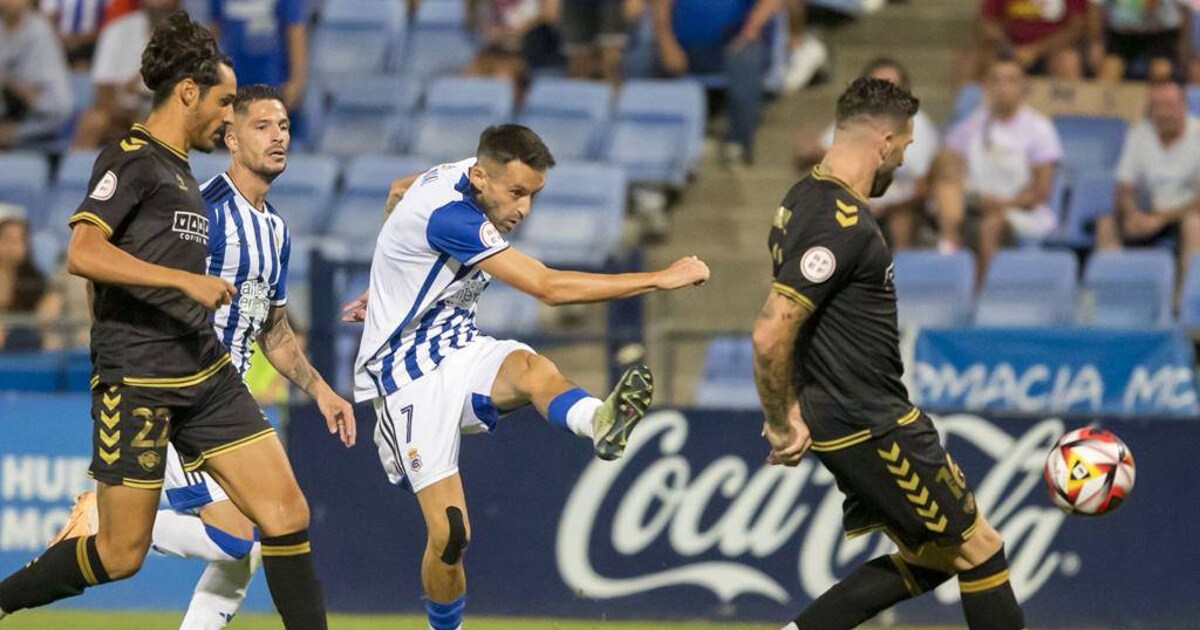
left=860, top=56, right=911, bottom=91
left=141, top=12, right=231, bottom=108
left=232, top=84, right=285, bottom=114
left=476, top=124, right=556, bottom=171
left=835, top=77, right=920, bottom=130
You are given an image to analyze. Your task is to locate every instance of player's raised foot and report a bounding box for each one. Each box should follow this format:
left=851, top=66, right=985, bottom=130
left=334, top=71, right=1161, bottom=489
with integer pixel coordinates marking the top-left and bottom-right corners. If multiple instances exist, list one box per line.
left=47, top=491, right=99, bottom=547
left=592, top=364, right=654, bottom=461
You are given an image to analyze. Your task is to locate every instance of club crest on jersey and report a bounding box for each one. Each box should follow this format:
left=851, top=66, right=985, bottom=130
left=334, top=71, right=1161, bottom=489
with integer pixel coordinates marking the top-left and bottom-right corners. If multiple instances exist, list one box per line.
left=407, top=447, right=423, bottom=473
left=89, top=171, right=117, bottom=201
left=172, top=211, right=209, bottom=244
left=800, top=246, right=836, bottom=283
left=137, top=450, right=162, bottom=472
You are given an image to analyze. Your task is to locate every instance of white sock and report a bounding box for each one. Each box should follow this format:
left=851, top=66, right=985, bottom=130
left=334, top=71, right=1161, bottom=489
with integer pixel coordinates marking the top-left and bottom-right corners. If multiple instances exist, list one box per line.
left=567, top=397, right=603, bottom=439
left=152, top=510, right=237, bottom=562
left=179, top=544, right=261, bottom=630
left=781, top=623, right=799, bottom=630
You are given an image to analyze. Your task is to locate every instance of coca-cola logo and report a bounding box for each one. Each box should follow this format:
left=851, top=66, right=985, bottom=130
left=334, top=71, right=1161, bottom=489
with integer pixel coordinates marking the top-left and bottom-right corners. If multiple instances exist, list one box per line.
left=557, top=411, right=1072, bottom=606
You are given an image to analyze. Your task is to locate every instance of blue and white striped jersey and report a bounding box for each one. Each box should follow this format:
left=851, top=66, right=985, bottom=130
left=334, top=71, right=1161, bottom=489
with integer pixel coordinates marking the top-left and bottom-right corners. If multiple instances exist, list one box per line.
left=201, top=173, right=291, bottom=375
left=354, top=158, right=510, bottom=402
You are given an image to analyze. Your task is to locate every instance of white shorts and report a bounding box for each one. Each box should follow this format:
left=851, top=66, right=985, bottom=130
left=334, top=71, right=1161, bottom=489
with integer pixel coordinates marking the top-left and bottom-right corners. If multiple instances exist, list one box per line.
left=163, top=444, right=229, bottom=514
left=372, top=336, right=532, bottom=493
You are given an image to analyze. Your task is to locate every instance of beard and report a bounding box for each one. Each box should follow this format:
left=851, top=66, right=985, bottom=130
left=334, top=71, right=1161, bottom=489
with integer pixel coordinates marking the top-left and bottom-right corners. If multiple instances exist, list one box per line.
left=869, top=164, right=897, bottom=198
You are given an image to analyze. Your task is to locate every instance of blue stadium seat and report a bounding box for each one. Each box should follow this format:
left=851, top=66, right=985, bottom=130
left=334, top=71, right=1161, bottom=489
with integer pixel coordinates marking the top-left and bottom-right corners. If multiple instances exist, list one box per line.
left=268, top=154, right=340, bottom=235
left=1053, top=115, right=1127, bottom=174
left=892, top=250, right=975, bottom=328
left=328, top=155, right=431, bottom=244
left=43, top=150, right=98, bottom=231
left=518, top=79, right=612, bottom=161
left=1180, top=253, right=1200, bottom=327
left=474, top=282, right=540, bottom=335
left=190, top=151, right=230, bottom=183
left=413, top=0, right=466, bottom=28
left=514, top=161, right=625, bottom=268
left=604, top=80, right=705, bottom=187
left=31, top=229, right=65, bottom=274
left=694, top=337, right=759, bottom=409
left=1047, top=170, right=1116, bottom=250
left=397, top=24, right=475, bottom=78
left=1082, top=249, right=1175, bottom=328
left=317, top=75, right=422, bottom=155
left=311, top=0, right=405, bottom=79
left=975, top=249, right=1078, bottom=326
left=412, top=78, right=514, bottom=163
left=0, top=153, right=49, bottom=224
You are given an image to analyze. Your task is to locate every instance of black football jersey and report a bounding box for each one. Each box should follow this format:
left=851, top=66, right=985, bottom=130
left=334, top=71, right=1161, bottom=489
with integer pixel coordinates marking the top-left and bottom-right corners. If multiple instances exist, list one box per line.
left=69, top=124, right=228, bottom=383
left=768, top=166, right=913, bottom=443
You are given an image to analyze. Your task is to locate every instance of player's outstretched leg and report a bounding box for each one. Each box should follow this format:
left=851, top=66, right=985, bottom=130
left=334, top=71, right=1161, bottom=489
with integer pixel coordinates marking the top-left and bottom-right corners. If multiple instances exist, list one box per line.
left=202, top=437, right=327, bottom=630
left=490, top=350, right=653, bottom=460
left=783, top=553, right=952, bottom=630
left=0, top=483, right=158, bottom=618
left=416, top=475, right=471, bottom=630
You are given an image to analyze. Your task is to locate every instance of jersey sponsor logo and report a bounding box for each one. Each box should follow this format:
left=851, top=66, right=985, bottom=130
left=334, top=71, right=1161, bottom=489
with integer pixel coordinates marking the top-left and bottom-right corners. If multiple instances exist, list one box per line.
left=89, top=171, right=118, bottom=201
left=800, top=246, right=836, bottom=284
left=479, top=221, right=504, bottom=248
left=172, top=211, right=210, bottom=244
left=835, top=199, right=859, bottom=228
left=445, top=274, right=489, bottom=309
left=236, top=279, right=272, bottom=323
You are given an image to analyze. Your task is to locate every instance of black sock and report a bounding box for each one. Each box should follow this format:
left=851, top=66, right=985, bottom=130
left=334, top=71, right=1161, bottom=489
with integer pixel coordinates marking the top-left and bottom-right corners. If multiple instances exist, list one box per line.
left=792, top=554, right=952, bottom=630
left=260, top=530, right=328, bottom=630
left=0, top=535, right=112, bottom=614
left=958, top=546, right=1026, bottom=630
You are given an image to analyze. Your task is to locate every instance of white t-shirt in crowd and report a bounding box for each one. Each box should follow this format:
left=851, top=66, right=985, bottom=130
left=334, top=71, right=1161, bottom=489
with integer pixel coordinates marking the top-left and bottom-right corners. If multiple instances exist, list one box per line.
left=91, top=10, right=152, bottom=112
left=1116, top=116, right=1200, bottom=212
left=821, top=109, right=940, bottom=208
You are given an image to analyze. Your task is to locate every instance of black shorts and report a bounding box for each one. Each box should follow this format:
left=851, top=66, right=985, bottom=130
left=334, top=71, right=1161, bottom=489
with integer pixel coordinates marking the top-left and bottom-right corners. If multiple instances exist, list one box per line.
left=559, top=0, right=628, bottom=50
left=1107, top=28, right=1180, bottom=63
left=88, top=357, right=274, bottom=489
left=813, top=410, right=980, bottom=551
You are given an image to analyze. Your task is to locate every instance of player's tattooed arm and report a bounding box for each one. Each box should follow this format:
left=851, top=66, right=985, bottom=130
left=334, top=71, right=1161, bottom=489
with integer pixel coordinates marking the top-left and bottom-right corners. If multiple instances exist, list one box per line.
left=752, top=290, right=811, bottom=430
left=259, top=305, right=357, bottom=446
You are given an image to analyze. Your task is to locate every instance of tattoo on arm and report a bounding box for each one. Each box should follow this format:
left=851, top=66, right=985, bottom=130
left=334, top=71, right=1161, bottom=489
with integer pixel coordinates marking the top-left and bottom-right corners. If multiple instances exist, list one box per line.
left=258, top=307, right=322, bottom=394
left=752, top=291, right=811, bottom=430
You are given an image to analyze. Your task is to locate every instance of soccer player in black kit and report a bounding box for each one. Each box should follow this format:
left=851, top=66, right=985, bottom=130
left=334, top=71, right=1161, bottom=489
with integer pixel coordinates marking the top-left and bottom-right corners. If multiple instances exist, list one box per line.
left=0, top=14, right=330, bottom=630
left=753, top=77, right=1027, bottom=630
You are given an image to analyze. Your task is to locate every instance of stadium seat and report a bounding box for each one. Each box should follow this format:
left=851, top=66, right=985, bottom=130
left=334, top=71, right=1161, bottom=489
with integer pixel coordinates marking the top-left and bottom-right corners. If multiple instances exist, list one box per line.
left=0, top=153, right=49, bottom=224
left=397, top=22, right=475, bottom=78
left=604, top=80, right=705, bottom=187
left=1047, top=170, right=1116, bottom=250
left=311, top=0, right=406, bottom=79
left=328, top=155, right=431, bottom=244
left=694, top=337, right=759, bottom=409
left=318, top=111, right=407, bottom=156
left=892, top=250, right=976, bottom=329
left=474, top=281, right=540, bottom=335
left=514, top=161, right=626, bottom=268
left=31, top=229, right=65, bottom=274
left=190, top=151, right=230, bottom=183
left=317, top=75, right=422, bottom=154
left=413, top=0, right=466, bottom=28
left=518, top=79, right=613, bottom=161
left=974, top=249, right=1078, bottom=326
left=267, top=154, right=340, bottom=235
left=43, top=150, right=98, bottom=231
left=1053, top=115, right=1127, bottom=174
left=1179, top=253, right=1200, bottom=327
left=412, top=78, right=514, bottom=163
left=1082, top=249, right=1175, bottom=328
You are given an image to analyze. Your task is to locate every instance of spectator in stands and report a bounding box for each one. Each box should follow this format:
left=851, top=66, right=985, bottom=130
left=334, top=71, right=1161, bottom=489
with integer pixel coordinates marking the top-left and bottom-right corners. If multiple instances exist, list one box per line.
left=794, top=57, right=937, bottom=249
left=650, top=0, right=781, bottom=165
left=1089, top=0, right=1192, bottom=82
left=1096, top=80, right=1200, bottom=275
left=40, top=0, right=107, bottom=68
left=0, top=205, right=60, bottom=352
left=782, top=0, right=828, bottom=92
left=0, top=0, right=72, bottom=149
left=963, top=0, right=1088, bottom=82
left=933, top=56, right=1063, bottom=278
left=71, top=0, right=179, bottom=149
left=211, top=0, right=308, bottom=109
left=559, top=0, right=628, bottom=84
left=466, top=0, right=561, bottom=100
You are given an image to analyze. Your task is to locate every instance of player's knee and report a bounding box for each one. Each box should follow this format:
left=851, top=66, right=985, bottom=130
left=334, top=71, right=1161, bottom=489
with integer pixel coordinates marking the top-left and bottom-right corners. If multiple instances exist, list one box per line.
left=95, top=533, right=149, bottom=580
left=954, top=519, right=1004, bottom=573
left=254, top=491, right=311, bottom=537
left=430, top=507, right=471, bottom=566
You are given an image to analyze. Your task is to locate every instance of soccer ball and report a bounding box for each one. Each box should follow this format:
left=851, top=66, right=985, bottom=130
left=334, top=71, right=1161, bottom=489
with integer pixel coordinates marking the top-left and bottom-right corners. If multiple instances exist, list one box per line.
left=1043, top=426, right=1136, bottom=516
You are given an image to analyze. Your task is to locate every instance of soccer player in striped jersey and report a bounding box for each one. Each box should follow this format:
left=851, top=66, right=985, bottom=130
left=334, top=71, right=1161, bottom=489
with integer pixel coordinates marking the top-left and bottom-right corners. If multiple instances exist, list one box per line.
left=53, top=84, right=356, bottom=629
left=344, top=125, right=709, bottom=630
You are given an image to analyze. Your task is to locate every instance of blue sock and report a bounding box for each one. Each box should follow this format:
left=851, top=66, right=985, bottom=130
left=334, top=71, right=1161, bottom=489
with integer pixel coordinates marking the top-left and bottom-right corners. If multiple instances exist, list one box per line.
left=547, top=387, right=589, bottom=432
left=425, top=594, right=466, bottom=630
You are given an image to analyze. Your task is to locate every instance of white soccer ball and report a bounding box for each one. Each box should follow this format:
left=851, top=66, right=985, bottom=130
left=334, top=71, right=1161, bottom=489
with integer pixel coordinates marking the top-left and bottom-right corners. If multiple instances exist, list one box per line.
left=1043, top=426, right=1135, bottom=516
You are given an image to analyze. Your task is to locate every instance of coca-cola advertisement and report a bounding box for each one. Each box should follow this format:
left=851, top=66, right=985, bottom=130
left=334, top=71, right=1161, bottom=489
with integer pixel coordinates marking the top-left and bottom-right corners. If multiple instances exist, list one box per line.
left=292, top=405, right=1200, bottom=628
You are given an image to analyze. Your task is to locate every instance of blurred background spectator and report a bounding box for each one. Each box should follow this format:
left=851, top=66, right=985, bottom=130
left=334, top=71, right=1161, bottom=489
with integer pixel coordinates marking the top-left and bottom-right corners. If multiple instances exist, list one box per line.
left=1089, top=0, right=1192, bottom=82
left=0, top=204, right=60, bottom=352
left=0, top=0, right=72, bottom=149
left=781, top=0, right=828, bottom=92
left=466, top=0, right=561, bottom=99
left=934, top=56, right=1063, bottom=278
left=39, top=0, right=107, bottom=68
left=1096, top=80, right=1200, bottom=275
left=558, top=0, right=627, bottom=84
left=795, top=56, right=938, bottom=249
left=72, top=0, right=179, bottom=149
left=963, top=0, right=1089, bottom=82
left=211, top=0, right=309, bottom=109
